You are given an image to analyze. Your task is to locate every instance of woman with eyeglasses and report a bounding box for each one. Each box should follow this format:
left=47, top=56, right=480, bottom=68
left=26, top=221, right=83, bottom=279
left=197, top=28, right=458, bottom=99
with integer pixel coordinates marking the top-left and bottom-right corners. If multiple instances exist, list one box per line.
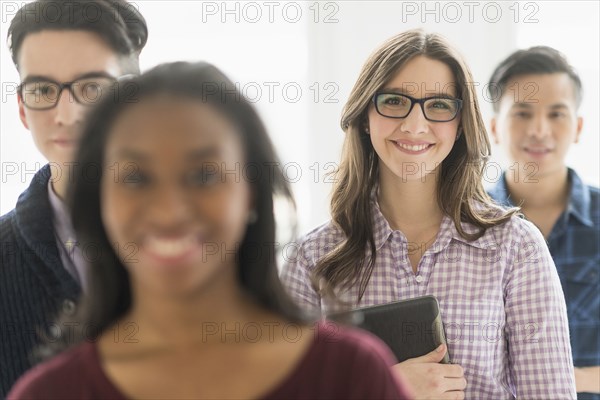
left=8, top=62, right=413, bottom=399
left=281, top=29, right=576, bottom=399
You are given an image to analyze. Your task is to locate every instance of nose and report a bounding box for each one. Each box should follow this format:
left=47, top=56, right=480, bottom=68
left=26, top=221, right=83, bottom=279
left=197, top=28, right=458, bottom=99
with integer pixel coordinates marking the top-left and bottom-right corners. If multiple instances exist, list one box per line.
left=527, top=115, right=551, bottom=140
left=399, top=102, right=428, bottom=135
left=146, top=185, right=192, bottom=230
left=53, top=88, right=84, bottom=127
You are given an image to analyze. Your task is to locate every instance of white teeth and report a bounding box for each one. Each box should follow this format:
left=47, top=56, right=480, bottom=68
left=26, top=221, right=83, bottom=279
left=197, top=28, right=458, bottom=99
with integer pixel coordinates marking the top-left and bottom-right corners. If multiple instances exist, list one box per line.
left=146, top=235, right=196, bottom=258
left=397, top=142, right=430, bottom=152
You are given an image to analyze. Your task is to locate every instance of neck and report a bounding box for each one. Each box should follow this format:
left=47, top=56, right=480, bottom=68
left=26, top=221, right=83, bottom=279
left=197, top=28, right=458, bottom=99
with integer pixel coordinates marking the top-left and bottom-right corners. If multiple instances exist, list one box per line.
left=377, top=165, right=443, bottom=233
left=506, top=165, right=570, bottom=209
left=123, top=264, right=269, bottom=348
left=50, top=163, right=71, bottom=201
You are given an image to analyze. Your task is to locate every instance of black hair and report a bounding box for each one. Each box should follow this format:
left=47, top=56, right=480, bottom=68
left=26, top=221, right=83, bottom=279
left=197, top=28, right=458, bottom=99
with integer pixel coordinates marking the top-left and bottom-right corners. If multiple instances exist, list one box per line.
left=39, top=61, right=307, bottom=356
left=488, top=46, right=583, bottom=112
left=7, top=0, right=148, bottom=73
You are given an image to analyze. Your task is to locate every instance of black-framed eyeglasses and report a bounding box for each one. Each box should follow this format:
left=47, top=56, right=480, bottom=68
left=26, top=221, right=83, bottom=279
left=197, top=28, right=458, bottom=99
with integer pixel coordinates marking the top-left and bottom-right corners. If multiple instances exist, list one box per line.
left=373, top=92, right=463, bottom=122
left=18, top=74, right=134, bottom=110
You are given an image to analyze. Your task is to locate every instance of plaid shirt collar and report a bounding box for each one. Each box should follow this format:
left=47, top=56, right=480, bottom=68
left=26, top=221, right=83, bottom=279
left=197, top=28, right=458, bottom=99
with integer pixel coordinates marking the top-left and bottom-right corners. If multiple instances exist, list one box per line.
left=489, top=167, right=593, bottom=228
left=369, top=185, right=497, bottom=252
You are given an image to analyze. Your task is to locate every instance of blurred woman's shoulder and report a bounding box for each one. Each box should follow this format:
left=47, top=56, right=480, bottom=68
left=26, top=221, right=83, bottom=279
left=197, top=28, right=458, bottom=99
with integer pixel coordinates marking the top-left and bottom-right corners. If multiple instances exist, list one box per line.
left=265, top=321, right=412, bottom=399
left=7, top=341, right=123, bottom=400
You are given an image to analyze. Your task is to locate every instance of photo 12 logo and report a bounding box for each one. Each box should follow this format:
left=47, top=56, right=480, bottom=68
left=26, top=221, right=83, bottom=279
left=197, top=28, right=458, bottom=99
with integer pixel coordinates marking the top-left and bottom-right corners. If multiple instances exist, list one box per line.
left=400, top=1, right=540, bottom=24
left=199, top=81, right=340, bottom=104
left=200, top=1, right=340, bottom=24
left=1, top=1, right=143, bottom=24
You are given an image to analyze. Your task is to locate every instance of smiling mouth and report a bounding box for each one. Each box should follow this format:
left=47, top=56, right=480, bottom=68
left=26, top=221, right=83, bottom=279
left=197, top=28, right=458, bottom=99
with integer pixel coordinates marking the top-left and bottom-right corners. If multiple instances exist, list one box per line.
left=144, top=234, right=204, bottom=260
left=53, top=139, right=76, bottom=146
left=524, top=147, right=552, bottom=155
left=391, top=140, right=434, bottom=153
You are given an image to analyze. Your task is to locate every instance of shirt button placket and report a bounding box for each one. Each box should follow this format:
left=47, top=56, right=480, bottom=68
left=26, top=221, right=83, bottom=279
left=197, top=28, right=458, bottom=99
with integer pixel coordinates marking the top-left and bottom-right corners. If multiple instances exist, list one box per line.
left=62, top=299, right=77, bottom=316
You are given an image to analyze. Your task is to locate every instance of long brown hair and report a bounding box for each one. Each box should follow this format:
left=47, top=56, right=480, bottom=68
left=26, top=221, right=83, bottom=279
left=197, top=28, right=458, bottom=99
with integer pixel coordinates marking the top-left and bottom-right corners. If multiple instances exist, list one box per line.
left=314, top=29, right=518, bottom=303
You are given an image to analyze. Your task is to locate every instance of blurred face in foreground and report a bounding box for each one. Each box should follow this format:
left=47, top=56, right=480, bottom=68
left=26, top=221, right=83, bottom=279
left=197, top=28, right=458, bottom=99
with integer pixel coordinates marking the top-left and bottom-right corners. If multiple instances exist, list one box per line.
left=101, top=96, right=253, bottom=299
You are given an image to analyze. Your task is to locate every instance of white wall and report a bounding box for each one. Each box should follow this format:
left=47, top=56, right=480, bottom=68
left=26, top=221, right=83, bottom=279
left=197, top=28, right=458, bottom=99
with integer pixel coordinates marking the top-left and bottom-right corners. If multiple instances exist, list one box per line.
left=1, top=1, right=598, bottom=237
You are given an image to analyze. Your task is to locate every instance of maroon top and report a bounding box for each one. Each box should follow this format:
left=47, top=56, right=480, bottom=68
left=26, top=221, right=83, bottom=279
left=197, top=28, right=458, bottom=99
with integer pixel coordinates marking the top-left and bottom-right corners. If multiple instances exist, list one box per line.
left=8, top=322, right=413, bottom=399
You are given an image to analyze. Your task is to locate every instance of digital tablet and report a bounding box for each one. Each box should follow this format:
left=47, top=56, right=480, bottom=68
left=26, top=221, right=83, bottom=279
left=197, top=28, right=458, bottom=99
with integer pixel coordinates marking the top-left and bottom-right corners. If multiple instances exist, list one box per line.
left=327, top=295, right=450, bottom=364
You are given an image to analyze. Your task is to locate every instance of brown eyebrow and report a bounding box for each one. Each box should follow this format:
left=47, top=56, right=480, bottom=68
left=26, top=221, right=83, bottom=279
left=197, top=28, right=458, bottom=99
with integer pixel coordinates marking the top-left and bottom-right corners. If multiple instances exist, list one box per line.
left=109, top=149, right=149, bottom=163
left=512, top=102, right=570, bottom=110
left=549, top=103, right=569, bottom=110
left=512, top=102, right=534, bottom=109
left=186, top=147, right=221, bottom=161
left=383, top=87, right=411, bottom=94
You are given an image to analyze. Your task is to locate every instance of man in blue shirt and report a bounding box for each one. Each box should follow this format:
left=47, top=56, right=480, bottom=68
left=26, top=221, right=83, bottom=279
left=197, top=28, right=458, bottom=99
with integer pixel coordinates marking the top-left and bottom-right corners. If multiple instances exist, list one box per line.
left=488, top=46, right=600, bottom=398
left=0, top=1, right=147, bottom=395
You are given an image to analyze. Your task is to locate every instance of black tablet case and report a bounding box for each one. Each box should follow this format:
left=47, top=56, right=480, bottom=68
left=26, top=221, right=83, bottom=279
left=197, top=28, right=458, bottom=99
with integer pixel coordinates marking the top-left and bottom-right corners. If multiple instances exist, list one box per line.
left=327, top=295, right=450, bottom=364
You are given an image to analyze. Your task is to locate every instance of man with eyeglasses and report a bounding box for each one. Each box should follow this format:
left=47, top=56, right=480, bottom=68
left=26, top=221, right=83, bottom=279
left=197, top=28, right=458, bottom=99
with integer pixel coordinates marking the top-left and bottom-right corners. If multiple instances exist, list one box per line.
left=0, top=1, right=147, bottom=395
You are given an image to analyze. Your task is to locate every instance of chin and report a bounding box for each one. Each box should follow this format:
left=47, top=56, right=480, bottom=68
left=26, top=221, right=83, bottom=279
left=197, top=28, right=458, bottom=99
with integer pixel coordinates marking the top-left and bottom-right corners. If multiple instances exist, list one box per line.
left=390, top=163, right=439, bottom=182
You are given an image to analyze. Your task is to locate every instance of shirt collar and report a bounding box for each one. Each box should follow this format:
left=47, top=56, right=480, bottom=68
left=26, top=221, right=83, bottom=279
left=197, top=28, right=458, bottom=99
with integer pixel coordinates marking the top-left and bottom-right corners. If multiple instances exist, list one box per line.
left=443, top=212, right=500, bottom=250
left=489, top=168, right=593, bottom=227
left=370, top=187, right=496, bottom=252
left=565, top=168, right=593, bottom=227
left=47, top=179, right=77, bottom=246
left=487, top=172, right=514, bottom=208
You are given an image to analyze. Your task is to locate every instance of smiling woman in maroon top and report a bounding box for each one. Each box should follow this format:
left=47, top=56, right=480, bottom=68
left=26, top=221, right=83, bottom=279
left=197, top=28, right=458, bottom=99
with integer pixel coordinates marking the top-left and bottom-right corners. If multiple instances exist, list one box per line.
left=8, top=62, right=412, bottom=400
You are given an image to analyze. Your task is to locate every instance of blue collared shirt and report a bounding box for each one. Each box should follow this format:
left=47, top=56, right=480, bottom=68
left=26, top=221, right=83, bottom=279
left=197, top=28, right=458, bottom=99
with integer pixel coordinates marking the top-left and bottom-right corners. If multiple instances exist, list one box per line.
left=489, top=168, right=600, bottom=399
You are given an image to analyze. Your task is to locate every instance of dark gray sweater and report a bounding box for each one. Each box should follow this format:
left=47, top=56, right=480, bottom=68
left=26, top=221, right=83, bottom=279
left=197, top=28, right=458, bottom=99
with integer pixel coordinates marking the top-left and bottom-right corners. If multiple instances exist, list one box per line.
left=0, top=165, right=81, bottom=397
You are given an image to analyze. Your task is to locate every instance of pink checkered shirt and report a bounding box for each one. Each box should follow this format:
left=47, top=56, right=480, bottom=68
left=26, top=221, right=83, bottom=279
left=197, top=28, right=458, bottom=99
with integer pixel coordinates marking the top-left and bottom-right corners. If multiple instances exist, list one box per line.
left=281, top=196, right=576, bottom=399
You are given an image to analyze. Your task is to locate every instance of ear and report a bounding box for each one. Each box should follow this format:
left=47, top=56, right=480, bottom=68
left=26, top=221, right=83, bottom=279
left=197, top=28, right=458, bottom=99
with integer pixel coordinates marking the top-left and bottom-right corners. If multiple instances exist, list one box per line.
left=574, top=116, right=583, bottom=144
left=455, top=126, right=462, bottom=141
left=363, top=119, right=370, bottom=135
left=490, top=117, right=500, bottom=144
left=18, top=94, right=30, bottom=130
